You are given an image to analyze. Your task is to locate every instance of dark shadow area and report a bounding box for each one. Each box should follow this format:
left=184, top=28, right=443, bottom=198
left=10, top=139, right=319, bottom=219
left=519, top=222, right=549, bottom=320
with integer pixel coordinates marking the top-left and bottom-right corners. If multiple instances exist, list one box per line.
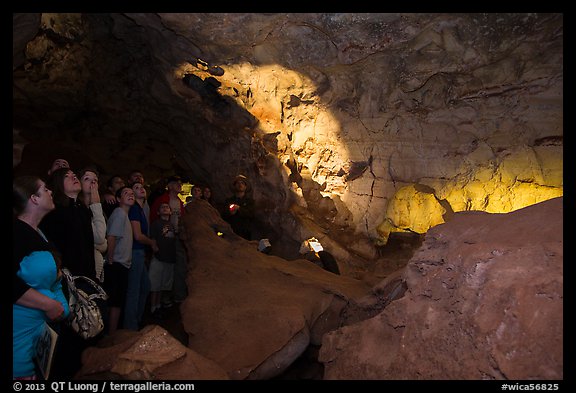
left=271, top=344, right=324, bottom=380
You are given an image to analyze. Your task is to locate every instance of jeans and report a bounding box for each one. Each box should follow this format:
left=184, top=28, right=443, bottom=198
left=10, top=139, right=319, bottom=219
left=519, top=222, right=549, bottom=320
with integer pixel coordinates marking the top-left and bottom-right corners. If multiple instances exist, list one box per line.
left=123, top=248, right=150, bottom=330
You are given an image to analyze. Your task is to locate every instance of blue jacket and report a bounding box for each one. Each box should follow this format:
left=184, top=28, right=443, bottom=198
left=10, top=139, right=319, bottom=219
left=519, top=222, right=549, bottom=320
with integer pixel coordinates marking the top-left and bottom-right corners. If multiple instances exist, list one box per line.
left=13, top=251, right=69, bottom=378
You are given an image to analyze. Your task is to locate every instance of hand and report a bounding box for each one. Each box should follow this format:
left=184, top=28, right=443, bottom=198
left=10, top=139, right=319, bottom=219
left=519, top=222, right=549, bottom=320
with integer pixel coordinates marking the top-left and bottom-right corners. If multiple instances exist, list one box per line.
left=229, top=203, right=240, bottom=214
left=45, top=299, right=65, bottom=321
left=151, top=240, right=159, bottom=253
left=104, top=193, right=116, bottom=204
left=90, top=181, right=101, bottom=204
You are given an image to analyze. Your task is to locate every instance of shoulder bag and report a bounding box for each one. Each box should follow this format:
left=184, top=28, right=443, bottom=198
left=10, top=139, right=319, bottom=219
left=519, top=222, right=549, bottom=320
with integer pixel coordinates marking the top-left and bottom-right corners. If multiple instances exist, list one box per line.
left=61, top=268, right=108, bottom=339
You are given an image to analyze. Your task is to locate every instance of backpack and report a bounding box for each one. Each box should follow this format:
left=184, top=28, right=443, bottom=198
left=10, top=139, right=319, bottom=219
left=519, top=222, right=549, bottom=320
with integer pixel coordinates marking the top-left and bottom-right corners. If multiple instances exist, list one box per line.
left=61, top=268, right=108, bottom=339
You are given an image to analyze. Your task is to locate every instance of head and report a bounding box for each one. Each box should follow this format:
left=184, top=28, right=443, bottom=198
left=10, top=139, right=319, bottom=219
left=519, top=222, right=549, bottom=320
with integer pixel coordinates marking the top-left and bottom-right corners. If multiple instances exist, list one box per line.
left=128, top=170, right=145, bottom=186
left=78, top=166, right=99, bottom=196
left=202, top=186, right=212, bottom=200
left=231, top=174, right=250, bottom=194
left=158, top=202, right=171, bottom=218
left=13, top=175, right=55, bottom=217
left=115, top=185, right=135, bottom=208
left=48, top=158, right=70, bottom=176
left=107, top=175, right=125, bottom=193
left=191, top=185, right=203, bottom=199
left=47, top=167, right=81, bottom=206
left=131, top=181, right=147, bottom=201
left=166, top=175, right=182, bottom=194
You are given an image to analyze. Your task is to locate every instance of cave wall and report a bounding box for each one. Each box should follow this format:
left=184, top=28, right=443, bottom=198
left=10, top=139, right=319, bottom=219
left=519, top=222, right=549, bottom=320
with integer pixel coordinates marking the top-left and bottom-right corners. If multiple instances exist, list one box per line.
left=13, top=13, right=563, bottom=272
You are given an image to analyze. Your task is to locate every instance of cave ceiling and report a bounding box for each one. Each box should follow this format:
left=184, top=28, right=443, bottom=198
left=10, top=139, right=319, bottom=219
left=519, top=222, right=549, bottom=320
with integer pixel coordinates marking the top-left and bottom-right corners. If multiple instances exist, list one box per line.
left=12, top=13, right=563, bottom=267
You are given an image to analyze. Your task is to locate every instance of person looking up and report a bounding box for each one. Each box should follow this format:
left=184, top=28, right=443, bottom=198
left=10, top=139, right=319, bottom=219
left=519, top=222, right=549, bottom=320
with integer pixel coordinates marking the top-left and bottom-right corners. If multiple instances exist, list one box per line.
left=39, top=167, right=98, bottom=378
left=148, top=202, right=177, bottom=319
left=13, top=250, right=69, bottom=380
left=104, top=186, right=135, bottom=335
left=47, top=158, right=69, bottom=177
left=40, top=168, right=96, bottom=280
left=127, top=170, right=150, bottom=223
left=124, top=182, right=157, bottom=330
left=78, top=166, right=107, bottom=283
left=127, top=170, right=145, bottom=187
left=149, top=176, right=186, bottom=303
left=13, top=176, right=65, bottom=322
left=102, top=175, right=125, bottom=219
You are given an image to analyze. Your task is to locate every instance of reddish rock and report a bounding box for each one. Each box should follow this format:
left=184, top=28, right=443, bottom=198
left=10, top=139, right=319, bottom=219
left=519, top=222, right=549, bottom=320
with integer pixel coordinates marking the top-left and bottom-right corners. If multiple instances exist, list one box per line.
left=320, top=197, right=563, bottom=380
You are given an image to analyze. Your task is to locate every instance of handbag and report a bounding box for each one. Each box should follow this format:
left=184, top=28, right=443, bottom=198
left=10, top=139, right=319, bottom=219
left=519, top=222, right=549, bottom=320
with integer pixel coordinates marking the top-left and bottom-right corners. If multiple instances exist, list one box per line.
left=61, top=268, right=108, bottom=339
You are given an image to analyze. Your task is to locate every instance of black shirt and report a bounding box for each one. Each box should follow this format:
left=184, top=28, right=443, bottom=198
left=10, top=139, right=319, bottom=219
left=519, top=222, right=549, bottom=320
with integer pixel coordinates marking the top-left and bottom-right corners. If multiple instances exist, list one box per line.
left=222, top=194, right=255, bottom=240
left=13, top=218, right=58, bottom=302
left=39, top=198, right=96, bottom=280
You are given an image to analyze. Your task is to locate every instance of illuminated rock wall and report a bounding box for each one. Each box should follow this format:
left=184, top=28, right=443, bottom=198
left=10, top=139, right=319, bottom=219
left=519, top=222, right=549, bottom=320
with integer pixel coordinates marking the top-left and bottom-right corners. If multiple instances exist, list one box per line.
left=165, top=13, right=563, bottom=245
left=13, top=13, right=563, bottom=263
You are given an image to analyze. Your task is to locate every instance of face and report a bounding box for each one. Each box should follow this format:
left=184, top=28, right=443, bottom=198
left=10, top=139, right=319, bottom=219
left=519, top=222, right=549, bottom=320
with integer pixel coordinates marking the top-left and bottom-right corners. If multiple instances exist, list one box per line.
left=50, top=159, right=69, bottom=174
left=118, top=187, right=135, bottom=206
left=80, top=171, right=99, bottom=193
left=234, top=180, right=247, bottom=191
left=192, top=186, right=203, bottom=198
left=63, top=170, right=82, bottom=196
left=32, top=180, right=55, bottom=212
left=111, top=176, right=125, bottom=192
left=130, top=172, right=144, bottom=185
left=131, top=182, right=147, bottom=199
left=159, top=203, right=171, bottom=216
left=168, top=180, right=182, bottom=192
left=203, top=187, right=211, bottom=198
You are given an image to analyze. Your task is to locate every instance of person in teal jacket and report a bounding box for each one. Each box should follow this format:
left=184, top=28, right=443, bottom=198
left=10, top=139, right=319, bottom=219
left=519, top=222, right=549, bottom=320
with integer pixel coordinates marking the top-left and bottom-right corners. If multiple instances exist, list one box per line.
left=13, top=250, right=69, bottom=379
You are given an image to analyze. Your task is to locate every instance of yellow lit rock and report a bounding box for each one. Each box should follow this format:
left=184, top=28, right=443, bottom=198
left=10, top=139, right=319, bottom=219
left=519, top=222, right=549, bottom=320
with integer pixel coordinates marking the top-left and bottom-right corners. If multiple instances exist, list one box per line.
left=380, top=147, right=562, bottom=244
left=384, top=184, right=446, bottom=235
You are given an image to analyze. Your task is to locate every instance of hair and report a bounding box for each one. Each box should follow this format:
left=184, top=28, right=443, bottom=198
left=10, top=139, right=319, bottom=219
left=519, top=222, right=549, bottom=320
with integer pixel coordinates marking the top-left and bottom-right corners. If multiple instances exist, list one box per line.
left=46, top=167, right=75, bottom=207
left=77, top=165, right=100, bottom=204
left=107, top=175, right=124, bottom=189
left=115, top=185, right=131, bottom=200
left=49, top=249, right=63, bottom=271
left=78, top=165, right=100, bottom=179
left=158, top=202, right=171, bottom=211
left=127, top=170, right=145, bottom=186
left=13, top=175, right=42, bottom=216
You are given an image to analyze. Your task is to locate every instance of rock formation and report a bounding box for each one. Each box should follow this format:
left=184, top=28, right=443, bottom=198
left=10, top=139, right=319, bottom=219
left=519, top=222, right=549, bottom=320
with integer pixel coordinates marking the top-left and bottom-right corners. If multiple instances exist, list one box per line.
left=12, top=13, right=563, bottom=274
left=11, top=13, right=564, bottom=380
left=179, top=198, right=370, bottom=379
left=319, top=197, right=563, bottom=380
left=75, top=325, right=229, bottom=380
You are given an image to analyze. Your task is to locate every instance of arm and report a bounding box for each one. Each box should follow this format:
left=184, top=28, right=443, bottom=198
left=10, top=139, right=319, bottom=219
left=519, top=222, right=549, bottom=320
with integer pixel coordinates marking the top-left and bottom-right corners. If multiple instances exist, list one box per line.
left=222, top=197, right=235, bottom=219
left=106, top=235, right=117, bottom=264
left=103, top=192, right=116, bottom=204
left=15, top=288, right=65, bottom=321
left=14, top=274, right=31, bottom=303
left=131, top=220, right=158, bottom=252
left=89, top=202, right=108, bottom=248
left=51, top=280, right=70, bottom=318
left=237, top=197, right=256, bottom=219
